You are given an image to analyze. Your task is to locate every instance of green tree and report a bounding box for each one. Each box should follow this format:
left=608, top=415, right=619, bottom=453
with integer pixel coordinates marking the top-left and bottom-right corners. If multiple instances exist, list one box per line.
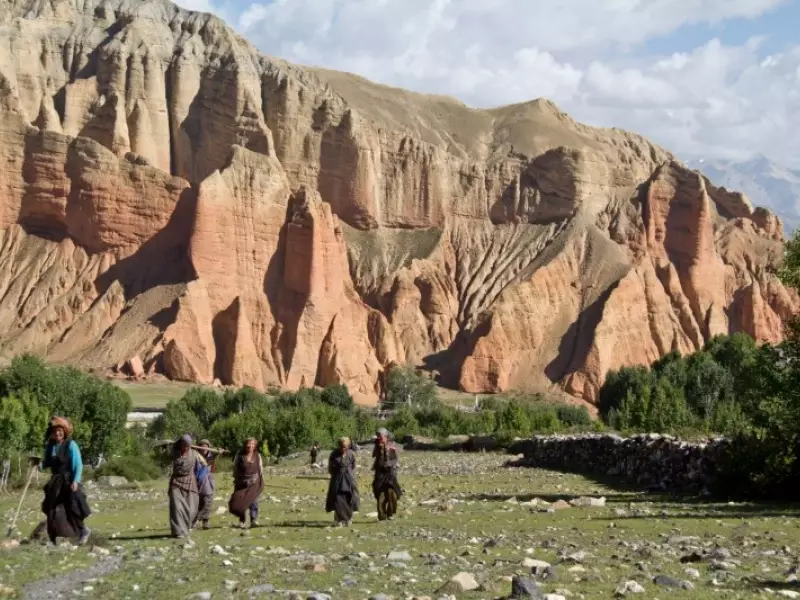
left=384, top=366, right=437, bottom=409
left=495, top=401, right=532, bottom=438
left=386, top=406, right=420, bottom=439
left=645, top=378, right=693, bottom=432
left=321, top=384, right=354, bottom=412
left=151, top=400, right=206, bottom=441
left=684, top=352, right=734, bottom=425
left=224, top=386, right=270, bottom=414
left=180, top=387, right=226, bottom=431
left=81, top=383, right=132, bottom=461
left=0, top=396, right=29, bottom=459
left=598, top=365, right=654, bottom=420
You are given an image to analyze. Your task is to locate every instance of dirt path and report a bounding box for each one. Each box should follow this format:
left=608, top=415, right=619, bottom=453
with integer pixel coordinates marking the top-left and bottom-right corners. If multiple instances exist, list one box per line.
left=22, top=555, right=122, bottom=600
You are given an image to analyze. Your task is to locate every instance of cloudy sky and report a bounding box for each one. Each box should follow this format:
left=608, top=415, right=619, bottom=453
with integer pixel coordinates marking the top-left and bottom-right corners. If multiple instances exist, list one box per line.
left=176, top=0, right=800, bottom=168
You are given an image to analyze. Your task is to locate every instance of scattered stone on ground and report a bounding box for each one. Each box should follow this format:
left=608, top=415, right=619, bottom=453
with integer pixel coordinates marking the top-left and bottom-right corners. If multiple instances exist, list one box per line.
left=437, top=572, right=480, bottom=594
left=97, top=476, right=129, bottom=487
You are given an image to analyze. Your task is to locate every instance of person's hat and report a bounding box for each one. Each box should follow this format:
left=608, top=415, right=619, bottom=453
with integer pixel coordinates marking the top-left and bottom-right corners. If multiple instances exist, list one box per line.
left=49, top=416, right=73, bottom=437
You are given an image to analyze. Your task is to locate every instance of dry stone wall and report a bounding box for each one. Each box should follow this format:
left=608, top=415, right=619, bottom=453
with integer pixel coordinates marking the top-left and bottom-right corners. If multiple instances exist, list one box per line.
left=506, top=433, right=730, bottom=493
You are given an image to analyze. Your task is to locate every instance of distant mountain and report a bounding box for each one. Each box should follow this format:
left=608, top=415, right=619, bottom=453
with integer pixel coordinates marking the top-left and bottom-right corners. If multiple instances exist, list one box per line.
left=687, top=156, right=800, bottom=235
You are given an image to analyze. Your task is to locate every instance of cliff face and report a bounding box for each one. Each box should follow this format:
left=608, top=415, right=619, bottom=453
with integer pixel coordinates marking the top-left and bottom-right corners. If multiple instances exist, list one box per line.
left=0, top=0, right=794, bottom=405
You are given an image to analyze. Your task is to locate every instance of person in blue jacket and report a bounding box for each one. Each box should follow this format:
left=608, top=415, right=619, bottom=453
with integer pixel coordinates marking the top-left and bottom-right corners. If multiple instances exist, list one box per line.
left=40, top=416, right=92, bottom=545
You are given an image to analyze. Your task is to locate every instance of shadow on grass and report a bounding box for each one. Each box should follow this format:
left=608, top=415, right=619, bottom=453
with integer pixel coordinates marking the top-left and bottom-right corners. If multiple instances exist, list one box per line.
left=475, top=468, right=800, bottom=518
left=113, top=532, right=176, bottom=541
left=743, top=579, right=799, bottom=591
left=274, top=520, right=336, bottom=529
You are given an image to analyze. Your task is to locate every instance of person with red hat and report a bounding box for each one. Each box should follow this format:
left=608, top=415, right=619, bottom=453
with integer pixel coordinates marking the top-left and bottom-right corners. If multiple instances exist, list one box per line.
left=40, top=416, right=92, bottom=545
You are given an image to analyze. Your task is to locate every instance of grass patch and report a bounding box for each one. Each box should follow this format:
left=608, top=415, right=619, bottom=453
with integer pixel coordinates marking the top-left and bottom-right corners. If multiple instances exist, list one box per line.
left=94, top=456, right=162, bottom=482
left=112, top=380, right=196, bottom=410
left=1, top=453, right=799, bottom=599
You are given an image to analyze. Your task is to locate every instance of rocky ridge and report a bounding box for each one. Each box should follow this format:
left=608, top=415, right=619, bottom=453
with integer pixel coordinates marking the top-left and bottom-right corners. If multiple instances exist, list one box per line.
left=0, top=0, right=795, bottom=404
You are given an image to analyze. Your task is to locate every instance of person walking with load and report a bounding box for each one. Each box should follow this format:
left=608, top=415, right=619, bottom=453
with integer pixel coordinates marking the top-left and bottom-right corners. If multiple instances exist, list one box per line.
left=192, top=439, right=216, bottom=530
left=229, top=438, right=264, bottom=529
left=325, top=437, right=359, bottom=526
left=372, top=428, right=402, bottom=521
left=169, top=434, right=205, bottom=538
left=40, top=416, right=92, bottom=545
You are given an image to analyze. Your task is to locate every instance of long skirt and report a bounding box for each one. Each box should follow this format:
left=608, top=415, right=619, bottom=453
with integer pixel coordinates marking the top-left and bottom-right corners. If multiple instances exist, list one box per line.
left=42, top=475, right=91, bottom=541
left=333, top=492, right=355, bottom=523
left=169, top=487, right=198, bottom=537
left=196, top=492, right=213, bottom=522
left=229, top=481, right=262, bottom=522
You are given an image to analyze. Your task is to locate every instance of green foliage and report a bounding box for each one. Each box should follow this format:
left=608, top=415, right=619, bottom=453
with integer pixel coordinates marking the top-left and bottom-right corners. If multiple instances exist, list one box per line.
left=321, top=384, right=354, bottom=412
left=0, top=355, right=132, bottom=462
left=150, top=400, right=207, bottom=441
left=555, top=403, right=592, bottom=427
left=224, top=386, right=270, bottom=414
left=384, top=366, right=438, bottom=409
left=161, top=377, right=587, bottom=455
left=386, top=406, right=420, bottom=439
left=600, top=340, right=769, bottom=437
left=0, top=395, right=29, bottom=459
left=94, top=455, right=161, bottom=482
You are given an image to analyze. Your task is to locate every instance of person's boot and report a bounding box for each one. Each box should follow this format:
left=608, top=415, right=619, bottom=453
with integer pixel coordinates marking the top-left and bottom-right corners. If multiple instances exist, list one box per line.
left=202, top=520, right=210, bottom=530
left=77, top=527, right=91, bottom=546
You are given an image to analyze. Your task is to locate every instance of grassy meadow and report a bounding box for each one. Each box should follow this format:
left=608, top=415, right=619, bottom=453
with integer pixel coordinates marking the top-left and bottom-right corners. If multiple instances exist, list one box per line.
left=2, top=452, right=800, bottom=599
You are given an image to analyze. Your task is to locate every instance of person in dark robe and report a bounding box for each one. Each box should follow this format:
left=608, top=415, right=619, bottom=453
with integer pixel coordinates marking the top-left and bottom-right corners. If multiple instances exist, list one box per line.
left=192, top=439, right=216, bottom=530
left=40, top=416, right=92, bottom=545
left=229, top=438, right=263, bottom=529
left=325, top=437, right=360, bottom=526
left=310, top=442, right=320, bottom=466
left=169, top=434, right=204, bottom=538
left=372, top=428, right=402, bottom=521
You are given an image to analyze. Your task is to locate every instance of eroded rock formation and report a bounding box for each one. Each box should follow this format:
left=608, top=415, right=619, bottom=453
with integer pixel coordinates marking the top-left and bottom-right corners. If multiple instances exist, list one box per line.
left=0, top=0, right=795, bottom=405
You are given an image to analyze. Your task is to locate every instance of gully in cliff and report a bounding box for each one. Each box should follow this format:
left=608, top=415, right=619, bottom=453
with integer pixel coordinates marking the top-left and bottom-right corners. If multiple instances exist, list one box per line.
left=372, top=428, right=403, bottom=521
left=40, top=416, right=92, bottom=545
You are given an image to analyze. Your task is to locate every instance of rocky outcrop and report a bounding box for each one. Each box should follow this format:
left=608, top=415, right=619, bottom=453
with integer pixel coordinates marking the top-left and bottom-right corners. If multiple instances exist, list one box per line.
left=507, top=433, right=729, bottom=493
left=0, top=0, right=795, bottom=405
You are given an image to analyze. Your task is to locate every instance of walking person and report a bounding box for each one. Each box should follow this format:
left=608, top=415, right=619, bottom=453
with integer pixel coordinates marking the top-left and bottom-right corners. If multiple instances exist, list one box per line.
left=169, top=434, right=204, bottom=538
left=40, top=416, right=92, bottom=545
left=229, top=438, right=263, bottom=529
left=372, top=428, right=402, bottom=521
left=310, top=442, right=320, bottom=466
left=192, top=440, right=216, bottom=530
left=325, top=437, right=360, bottom=527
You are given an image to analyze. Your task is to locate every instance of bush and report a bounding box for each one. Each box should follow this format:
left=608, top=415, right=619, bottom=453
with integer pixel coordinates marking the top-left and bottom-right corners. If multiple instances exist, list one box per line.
left=208, top=412, right=266, bottom=455
left=157, top=373, right=594, bottom=456
left=94, top=456, right=161, bottom=482
left=555, top=403, right=592, bottom=427
left=386, top=406, right=420, bottom=439
left=224, top=386, right=271, bottom=414
left=0, top=395, right=29, bottom=459
left=384, top=365, right=437, bottom=409
left=0, top=355, right=132, bottom=462
left=321, top=384, right=354, bottom=412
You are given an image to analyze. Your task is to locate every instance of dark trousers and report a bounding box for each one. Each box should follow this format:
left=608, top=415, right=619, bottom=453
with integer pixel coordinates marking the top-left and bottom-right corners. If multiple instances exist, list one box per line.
left=377, top=489, right=398, bottom=521
left=240, top=501, right=258, bottom=523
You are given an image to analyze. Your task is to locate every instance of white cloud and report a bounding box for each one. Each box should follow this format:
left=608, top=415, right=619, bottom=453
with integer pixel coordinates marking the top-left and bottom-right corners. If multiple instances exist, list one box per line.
left=174, top=0, right=800, bottom=168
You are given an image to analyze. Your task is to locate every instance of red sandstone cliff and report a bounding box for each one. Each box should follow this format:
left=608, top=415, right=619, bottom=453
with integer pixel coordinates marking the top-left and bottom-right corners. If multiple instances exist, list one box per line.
left=0, top=0, right=794, bottom=405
